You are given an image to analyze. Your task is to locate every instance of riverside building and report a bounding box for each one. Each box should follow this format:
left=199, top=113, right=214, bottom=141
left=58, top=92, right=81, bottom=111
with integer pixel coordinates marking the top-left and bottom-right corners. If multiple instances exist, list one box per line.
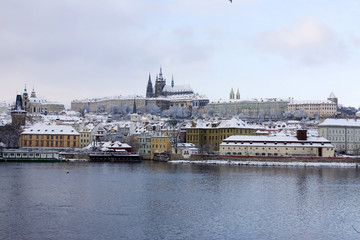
left=318, top=118, right=360, bottom=155
left=20, top=123, right=80, bottom=149
left=219, top=130, right=334, bottom=157
left=185, top=118, right=263, bottom=151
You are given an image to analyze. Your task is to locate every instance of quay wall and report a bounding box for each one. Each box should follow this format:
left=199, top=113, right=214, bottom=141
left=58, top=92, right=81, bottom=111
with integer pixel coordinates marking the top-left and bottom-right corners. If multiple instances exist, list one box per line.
left=185, top=154, right=360, bottom=163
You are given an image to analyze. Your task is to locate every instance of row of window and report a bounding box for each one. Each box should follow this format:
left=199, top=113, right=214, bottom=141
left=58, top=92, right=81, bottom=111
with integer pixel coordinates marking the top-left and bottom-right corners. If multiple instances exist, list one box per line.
left=151, top=144, right=168, bottom=149
left=23, top=140, right=76, bottom=147
left=23, top=135, right=76, bottom=140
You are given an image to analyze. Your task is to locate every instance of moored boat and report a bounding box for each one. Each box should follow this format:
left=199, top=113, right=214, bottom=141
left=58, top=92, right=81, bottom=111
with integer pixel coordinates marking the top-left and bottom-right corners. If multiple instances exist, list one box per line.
left=0, top=149, right=62, bottom=162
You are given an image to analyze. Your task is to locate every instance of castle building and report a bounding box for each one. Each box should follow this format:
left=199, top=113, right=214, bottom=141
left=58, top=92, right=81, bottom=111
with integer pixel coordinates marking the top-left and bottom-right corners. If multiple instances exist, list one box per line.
left=288, top=93, right=338, bottom=118
left=146, top=67, right=194, bottom=98
left=205, top=98, right=289, bottom=119
left=327, top=92, right=338, bottom=109
left=71, top=67, right=209, bottom=113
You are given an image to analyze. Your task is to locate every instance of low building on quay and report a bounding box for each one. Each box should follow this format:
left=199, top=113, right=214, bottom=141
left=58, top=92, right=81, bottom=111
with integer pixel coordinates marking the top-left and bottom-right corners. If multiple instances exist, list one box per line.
left=219, top=130, right=334, bottom=157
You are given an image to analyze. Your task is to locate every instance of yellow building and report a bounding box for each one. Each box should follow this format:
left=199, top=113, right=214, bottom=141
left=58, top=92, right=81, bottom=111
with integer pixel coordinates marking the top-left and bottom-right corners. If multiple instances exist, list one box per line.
left=186, top=118, right=262, bottom=151
left=20, top=123, right=80, bottom=149
left=150, top=135, right=172, bottom=159
left=288, top=99, right=337, bottom=118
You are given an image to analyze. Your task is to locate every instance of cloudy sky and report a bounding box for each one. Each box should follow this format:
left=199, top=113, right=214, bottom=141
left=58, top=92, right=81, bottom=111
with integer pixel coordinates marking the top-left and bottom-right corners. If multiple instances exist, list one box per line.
left=1, top=0, right=360, bottom=108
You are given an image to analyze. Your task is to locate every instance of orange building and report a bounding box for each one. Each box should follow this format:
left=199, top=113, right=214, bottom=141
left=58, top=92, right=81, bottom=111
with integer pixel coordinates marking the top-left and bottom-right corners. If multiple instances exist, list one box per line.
left=20, top=123, right=80, bottom=149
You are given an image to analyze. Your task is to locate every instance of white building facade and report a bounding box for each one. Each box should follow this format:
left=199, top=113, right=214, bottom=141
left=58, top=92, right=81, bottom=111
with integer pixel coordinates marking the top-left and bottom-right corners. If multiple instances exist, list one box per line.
left=318, top=119, right=360, bottom=155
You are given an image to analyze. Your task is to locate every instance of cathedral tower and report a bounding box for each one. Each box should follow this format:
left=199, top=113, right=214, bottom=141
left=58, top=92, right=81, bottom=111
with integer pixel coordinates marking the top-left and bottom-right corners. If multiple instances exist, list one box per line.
left=154, top=67, right=166, bottom=97
left=230, top=88, right=235, bottom=100
left=236, top=89, right=240, bottom=100
left=146, top=74, right=154, bottom=98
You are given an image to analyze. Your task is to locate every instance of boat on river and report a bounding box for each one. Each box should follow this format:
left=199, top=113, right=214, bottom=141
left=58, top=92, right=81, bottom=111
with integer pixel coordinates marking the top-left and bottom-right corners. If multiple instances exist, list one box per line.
left=89, top=151, right=141, bottom=162
left=153, top=153, right=170, bottom=162
left=0, top=149, right=62, bottom=162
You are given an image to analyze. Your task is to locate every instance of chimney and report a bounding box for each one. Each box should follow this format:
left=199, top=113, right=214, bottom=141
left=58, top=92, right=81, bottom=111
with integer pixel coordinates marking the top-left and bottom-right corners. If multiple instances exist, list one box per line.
left=297, top=130, right=307, bottom=141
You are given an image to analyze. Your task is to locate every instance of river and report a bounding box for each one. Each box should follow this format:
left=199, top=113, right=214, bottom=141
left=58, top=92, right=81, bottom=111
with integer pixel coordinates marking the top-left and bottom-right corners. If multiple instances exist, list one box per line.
left=1, top=161, right=360, bottom=240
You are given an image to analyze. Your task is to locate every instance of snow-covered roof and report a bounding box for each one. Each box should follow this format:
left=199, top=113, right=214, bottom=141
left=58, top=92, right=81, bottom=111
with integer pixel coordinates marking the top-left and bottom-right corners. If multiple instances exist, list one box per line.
left=22, top=123, right=79, bottom=135
left=187, top=117, right=260, bottom=129
left=101, top=141, right=131, bottom=149
left=72, top=95, right=145, bottom=103
left=318, top=118, right=360, bottom=127
left=211, top=98, right=289, bottom=104
left=289, top=100, right=335, bottom=105
left=217, top=118, right=248, bottom=128
left=163, top=84, right=193, bottom=93
left=222, top=135, right=331, bottom=146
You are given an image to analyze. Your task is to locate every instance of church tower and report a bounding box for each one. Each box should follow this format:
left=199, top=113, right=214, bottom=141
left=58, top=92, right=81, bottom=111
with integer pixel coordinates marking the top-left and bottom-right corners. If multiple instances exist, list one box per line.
left=171, top=75, right=174, bottom=88
left=22, top=85, right=29, bottom=111
left=30, top=87, right=36, bottom=98
left=236, top=88, right=240, bottom=100
left=230, top=88, right=235, bottom=100
left=328, top=92, right=338, bottom=109
left=146, top=74, right=154, bottom=98
left=11, top=95, right=26, bottom=126
left=154, top=67, right=166, bottom=97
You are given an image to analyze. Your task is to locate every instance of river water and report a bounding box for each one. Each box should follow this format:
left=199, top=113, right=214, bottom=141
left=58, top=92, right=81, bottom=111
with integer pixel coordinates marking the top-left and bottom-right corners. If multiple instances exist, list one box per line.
left=1, top=161, right=360, bottom=240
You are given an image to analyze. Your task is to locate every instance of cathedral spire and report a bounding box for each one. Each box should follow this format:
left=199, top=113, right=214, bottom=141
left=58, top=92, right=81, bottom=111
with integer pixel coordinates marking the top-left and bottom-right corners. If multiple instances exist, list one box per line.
left=133, top=97, right=137, bottom=113
left=230, top=88, right=234, bottom=100
left=171, top=75, right=174, bottom=88
left=31, top=86, right=36, bottom=98
left=236, top=88, right=240, bottom=100
left=146, top=73, right=154, bottom=98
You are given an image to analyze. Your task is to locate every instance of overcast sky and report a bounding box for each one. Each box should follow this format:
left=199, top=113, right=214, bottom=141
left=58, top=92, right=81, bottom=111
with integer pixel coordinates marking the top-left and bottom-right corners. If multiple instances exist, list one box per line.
left=1, top=0, right=360, bottom=108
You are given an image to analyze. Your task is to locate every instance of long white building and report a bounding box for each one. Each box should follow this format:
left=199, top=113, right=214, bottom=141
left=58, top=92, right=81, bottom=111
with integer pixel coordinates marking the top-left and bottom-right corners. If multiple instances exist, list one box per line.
left=220, top=130, right=334, bottom=157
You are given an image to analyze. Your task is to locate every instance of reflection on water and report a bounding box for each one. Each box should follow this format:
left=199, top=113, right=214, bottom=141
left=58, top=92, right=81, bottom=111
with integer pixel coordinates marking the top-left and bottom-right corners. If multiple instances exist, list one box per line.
left=1, top=162, right=360, bottom=240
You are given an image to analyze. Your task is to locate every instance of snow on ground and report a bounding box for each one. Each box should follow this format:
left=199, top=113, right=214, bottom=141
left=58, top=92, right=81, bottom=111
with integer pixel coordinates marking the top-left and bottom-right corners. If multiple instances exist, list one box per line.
left=169, top=160, right=360, bottom=168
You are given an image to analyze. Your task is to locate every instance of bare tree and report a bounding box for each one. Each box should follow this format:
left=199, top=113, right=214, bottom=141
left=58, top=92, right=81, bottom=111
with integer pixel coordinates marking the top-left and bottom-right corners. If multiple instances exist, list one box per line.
left=0, top=124, right=21, bottom=148
left=125, top=135, right=139, bottom=153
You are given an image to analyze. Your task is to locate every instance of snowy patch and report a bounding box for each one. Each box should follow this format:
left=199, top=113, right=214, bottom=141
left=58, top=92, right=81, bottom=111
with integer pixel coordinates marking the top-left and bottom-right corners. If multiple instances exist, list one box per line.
left=169, top=160, right=360, bottom=168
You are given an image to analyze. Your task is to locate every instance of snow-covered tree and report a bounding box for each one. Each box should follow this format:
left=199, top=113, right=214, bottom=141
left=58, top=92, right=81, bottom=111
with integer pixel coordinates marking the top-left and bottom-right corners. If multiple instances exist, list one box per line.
left=258, top=110, right=265, bottom=122
left=220, top=107, right=227, bottom=117
left=96, top=104, right=105, bottom=114
left=108, top=105, right=120, bottom=115
left=269, top=109, right=278, bottom=120
left=294, top=109, right=307, bottom=119
left=121, top=104, right=132, bottom=115
left=207, top=108, right=215, bottom=117
left=80, top=105, right=91, bottom=117
left=144, top=104, right=161, bottom=115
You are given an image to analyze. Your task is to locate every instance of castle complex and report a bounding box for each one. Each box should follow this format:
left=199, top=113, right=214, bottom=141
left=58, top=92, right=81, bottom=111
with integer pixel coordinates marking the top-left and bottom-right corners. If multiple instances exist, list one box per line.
left=146, top=67, right=194, bottom=98
left=71, top=67, right=209, bottom=112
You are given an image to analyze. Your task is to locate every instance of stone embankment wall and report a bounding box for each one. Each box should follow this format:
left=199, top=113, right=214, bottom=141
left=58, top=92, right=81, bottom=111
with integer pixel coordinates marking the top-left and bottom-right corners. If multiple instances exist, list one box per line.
left=185, top=154, right=360, bottom=163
